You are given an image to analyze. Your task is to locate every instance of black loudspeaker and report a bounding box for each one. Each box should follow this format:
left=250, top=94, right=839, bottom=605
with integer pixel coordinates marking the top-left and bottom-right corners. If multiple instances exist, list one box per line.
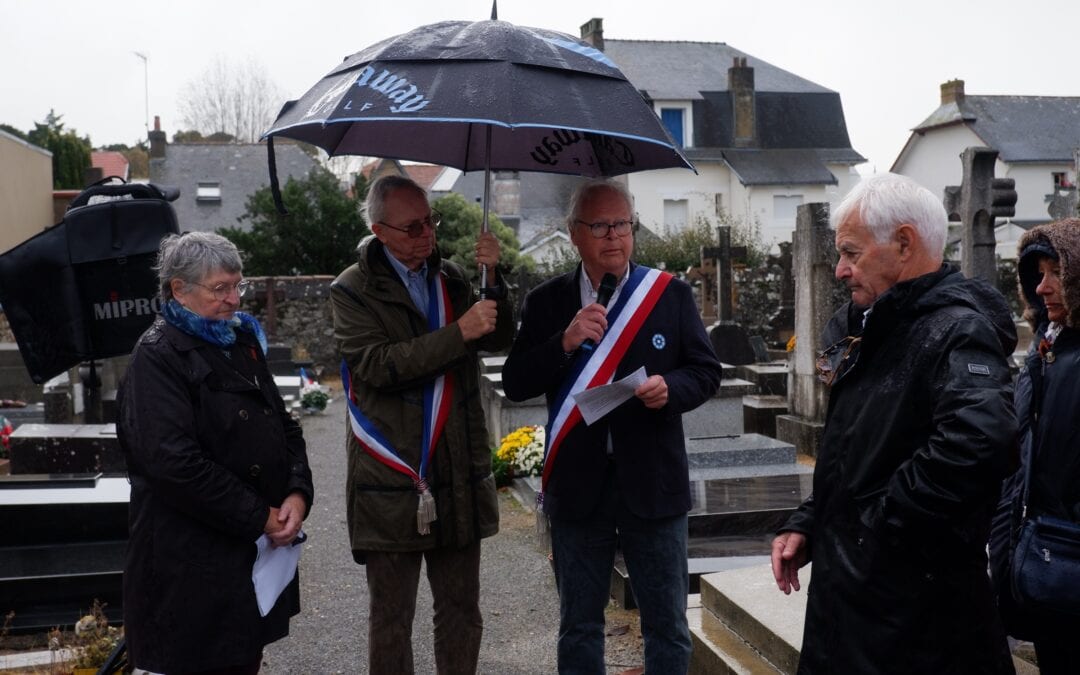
left=0, top=177, right=179, bottom=383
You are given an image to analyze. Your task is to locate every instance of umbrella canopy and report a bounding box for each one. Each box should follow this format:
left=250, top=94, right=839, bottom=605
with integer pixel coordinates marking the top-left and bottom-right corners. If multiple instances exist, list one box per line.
left=263, top=19, right=694, bottom=178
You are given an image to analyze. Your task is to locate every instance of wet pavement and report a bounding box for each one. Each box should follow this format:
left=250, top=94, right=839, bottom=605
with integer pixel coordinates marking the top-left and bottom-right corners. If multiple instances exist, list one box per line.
left=261, top=396, right=643, bottom=674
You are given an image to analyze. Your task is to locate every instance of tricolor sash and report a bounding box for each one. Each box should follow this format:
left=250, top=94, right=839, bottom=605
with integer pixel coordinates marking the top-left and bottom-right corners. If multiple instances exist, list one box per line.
left=341, top=272, right=455, bottom=534
left=539, top=266, right=672, bottom=508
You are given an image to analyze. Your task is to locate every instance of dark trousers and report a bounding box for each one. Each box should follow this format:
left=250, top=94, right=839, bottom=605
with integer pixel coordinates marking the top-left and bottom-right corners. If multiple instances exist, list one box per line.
left=1033, top=615, right=1080, bottom=675
left=549, top=466, right=691, bottom=674
left=176, top=652, right=262, bottom=675
left=364, top=541, right=483, bottom=674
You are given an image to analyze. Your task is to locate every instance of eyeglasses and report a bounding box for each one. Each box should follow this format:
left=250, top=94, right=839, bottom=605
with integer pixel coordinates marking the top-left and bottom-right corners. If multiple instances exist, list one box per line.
left=193, top=279, right=251, bottom=300
left=575, top=219, right=634, bottom=239
left=378, top=210, right=442, bottom=238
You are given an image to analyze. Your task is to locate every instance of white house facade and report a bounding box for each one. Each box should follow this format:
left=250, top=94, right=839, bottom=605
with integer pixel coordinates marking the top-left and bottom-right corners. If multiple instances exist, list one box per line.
left=580, top=21, right=865, bottom=250
left=892, top=80, right=1080, bottom=235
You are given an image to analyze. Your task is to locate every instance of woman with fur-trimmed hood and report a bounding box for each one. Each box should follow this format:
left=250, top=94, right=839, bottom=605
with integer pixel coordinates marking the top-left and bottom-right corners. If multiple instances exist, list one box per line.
left=995, top=217, right=1080, bottom=673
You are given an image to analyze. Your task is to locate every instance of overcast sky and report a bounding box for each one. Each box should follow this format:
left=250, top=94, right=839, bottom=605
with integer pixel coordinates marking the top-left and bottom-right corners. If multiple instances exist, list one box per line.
left=1, top=0, right=1075, bottom=175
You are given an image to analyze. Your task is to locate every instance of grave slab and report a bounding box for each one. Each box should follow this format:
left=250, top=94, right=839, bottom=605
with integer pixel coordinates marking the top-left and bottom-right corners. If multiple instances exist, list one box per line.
left=682, top=378, right=756, bottom=438
left=736, top=363, right=788, bottom=396
left=0, top=402, right=46, bottom=428
left=743, top=394, right=789, bottom=438
left=775, top=414, right=826, bottom=459
left=685, top=433, right=795, bottom=469
left=8, top=423, right=124, bottom=475
left=0, top=474, right=128, bottom=632
left=480, top=355, right=506, bottom=375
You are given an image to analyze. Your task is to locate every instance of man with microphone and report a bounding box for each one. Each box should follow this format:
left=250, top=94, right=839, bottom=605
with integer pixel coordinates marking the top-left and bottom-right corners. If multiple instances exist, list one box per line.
left=502, top=178, right=723, bottom=674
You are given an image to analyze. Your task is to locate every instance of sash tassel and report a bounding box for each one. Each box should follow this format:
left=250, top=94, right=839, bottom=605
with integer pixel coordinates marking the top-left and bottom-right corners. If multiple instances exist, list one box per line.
left=342, top=273, right=455, bottom=535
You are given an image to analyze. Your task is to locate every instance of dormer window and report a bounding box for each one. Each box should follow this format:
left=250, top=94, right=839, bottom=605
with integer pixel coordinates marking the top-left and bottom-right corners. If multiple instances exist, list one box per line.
left=655, top=102, right=693, bottom=148
left=196, top=182, right=221, bottom=203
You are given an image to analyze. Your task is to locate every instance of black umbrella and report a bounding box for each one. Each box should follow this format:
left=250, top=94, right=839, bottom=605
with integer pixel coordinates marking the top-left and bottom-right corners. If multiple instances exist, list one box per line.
left=263, top=12, right=694, bottom=285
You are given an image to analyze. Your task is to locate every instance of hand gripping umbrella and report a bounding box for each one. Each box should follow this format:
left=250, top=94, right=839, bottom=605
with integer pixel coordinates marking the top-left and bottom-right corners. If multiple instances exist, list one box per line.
left=262, top=13, right=694, bottom=288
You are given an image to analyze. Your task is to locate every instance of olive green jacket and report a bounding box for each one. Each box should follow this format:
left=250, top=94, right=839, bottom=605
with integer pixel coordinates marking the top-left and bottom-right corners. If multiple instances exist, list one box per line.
left=330, top=235, right=512, bottom=556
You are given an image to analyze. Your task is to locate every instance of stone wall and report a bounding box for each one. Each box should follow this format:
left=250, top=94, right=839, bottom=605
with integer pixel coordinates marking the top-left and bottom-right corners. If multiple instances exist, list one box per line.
left=240, top=276, right=338, bottom=374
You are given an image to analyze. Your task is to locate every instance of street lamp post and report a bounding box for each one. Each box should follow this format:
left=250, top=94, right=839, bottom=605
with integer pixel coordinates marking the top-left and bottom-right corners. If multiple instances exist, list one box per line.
left=133, top=51, right=149, bottom=136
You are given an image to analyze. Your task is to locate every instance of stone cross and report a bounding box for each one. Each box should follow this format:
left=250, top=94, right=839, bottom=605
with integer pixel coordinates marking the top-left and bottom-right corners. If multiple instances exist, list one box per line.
left=686, top=255, right=718, bottom=324
left=1047, top=149, right=1079, bottom=220
left=943, top=146, right=1017, bottom=282
left=767, top=241, right=795, bottom=344
left=702, top=225, right=747, bottom=324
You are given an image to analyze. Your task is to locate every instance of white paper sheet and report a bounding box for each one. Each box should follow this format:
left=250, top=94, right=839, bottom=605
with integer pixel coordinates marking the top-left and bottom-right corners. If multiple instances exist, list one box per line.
left=252, top=531, right=304, bottom=617
left=572, top=366, right=648, bottom=425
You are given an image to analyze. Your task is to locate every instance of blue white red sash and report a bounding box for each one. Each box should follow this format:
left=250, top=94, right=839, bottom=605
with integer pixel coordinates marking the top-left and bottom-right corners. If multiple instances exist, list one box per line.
left=340, top=272, right=454, bottom=534
left=539, top=266, right=672, bottom=503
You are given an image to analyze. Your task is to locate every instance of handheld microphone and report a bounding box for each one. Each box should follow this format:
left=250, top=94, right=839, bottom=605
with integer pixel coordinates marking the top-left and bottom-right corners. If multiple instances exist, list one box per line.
left=580, top=272, right=618, bottom=352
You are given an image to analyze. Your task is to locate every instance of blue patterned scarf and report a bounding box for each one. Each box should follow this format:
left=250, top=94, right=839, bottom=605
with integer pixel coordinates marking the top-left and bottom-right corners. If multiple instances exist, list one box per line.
left=161, top=299, right=268, bottom=355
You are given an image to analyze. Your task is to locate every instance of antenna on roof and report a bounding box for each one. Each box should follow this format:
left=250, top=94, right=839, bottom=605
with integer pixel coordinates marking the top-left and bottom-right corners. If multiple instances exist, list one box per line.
left=491, top=0, right=498, bottom=20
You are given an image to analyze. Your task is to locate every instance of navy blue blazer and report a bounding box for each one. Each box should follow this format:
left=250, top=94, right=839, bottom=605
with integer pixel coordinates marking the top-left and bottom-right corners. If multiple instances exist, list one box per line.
left=502, top=264, right=722, bottom=520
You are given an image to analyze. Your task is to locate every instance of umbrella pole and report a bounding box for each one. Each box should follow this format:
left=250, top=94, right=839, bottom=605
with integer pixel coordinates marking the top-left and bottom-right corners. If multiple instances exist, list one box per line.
left=480, top=125, right=492, bottom=296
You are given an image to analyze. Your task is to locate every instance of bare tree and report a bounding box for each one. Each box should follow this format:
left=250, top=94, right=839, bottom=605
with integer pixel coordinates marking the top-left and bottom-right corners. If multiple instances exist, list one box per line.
left=177, top=56, right=284, bottom=143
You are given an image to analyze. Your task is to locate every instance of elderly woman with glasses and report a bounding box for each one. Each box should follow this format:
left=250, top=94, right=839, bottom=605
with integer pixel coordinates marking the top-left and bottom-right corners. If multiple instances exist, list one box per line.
left=117, top=231, right=313, bottom=675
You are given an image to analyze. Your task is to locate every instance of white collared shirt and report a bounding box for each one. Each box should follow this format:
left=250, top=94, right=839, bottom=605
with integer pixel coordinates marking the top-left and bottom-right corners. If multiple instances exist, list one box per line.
left=577, top=263, right=630, bottom=309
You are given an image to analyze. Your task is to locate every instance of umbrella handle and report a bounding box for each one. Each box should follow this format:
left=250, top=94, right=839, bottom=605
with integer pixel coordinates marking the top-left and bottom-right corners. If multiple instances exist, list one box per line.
left=479, top=126, right=492, bottom=299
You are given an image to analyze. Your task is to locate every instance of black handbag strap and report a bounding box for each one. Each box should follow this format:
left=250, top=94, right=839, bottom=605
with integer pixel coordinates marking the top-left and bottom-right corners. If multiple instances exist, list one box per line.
left=67, top=177, right=179, bottom=210
left=1019, top=345, right=1046, bottom=518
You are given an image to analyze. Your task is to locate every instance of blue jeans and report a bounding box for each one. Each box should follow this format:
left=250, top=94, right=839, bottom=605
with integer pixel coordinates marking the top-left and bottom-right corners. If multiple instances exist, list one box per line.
left=550, top=466, right=691, bottom=674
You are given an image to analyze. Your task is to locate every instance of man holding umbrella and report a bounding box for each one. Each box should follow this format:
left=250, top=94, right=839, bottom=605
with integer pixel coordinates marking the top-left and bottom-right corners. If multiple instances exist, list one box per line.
left=502, top=179, right=723, bottom=673
left=330, top=174, right=513, bottom=673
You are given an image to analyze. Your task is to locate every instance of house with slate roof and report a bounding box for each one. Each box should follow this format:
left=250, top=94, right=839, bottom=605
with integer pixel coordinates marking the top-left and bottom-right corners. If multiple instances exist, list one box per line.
left=146, top=117, right=319, bottom=233
left=90, top=151, right=130, bottom=182
left=892, top=80, right=1080, bottom=241
left=579, top=18, right=865, bottom=249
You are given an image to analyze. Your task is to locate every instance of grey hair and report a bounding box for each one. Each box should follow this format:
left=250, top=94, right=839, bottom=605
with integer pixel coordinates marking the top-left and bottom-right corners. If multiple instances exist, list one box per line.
left=365, top=174, right=428, bottom=225
left=565, top=179, right=634, bottom=232
left=156, top=231, right=243, bottom=301
left=831, top=172, right=947, bottom=257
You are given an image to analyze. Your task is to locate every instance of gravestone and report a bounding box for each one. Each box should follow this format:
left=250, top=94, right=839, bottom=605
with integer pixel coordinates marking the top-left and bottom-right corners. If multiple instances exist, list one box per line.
left=766, top=242, right=796, bottom=347
left=943, top=146, right=1017, bottom=282
left=1048, top=186, right=1079, bottom=220
left=266, top=343, right=297, bottom=376
left=706, top=226, right=756, bottom=365
left=776, top=203, right=844, bottom=458
left=0, top=343, right=44, bottom=403
left=749, top=336, right=771, bottom=364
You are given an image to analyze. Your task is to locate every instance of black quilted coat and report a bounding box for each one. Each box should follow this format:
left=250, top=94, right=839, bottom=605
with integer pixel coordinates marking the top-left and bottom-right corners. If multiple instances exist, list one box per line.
left=781, top=265, right=1017, bottom=674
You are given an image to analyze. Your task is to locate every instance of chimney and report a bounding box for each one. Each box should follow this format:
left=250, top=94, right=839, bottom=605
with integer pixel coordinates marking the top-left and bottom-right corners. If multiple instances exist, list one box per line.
left=729, top=57, right=756, bottom=147
left=941, top=79, right=965, bottom=106
left=149, top=115, right=167, bottom=159
left=580, top=18, right=604, bottom=51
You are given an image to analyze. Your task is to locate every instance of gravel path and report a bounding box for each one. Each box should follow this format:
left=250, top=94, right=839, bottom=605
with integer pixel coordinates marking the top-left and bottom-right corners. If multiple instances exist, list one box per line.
left=262, top=395, right=644, bottom=674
